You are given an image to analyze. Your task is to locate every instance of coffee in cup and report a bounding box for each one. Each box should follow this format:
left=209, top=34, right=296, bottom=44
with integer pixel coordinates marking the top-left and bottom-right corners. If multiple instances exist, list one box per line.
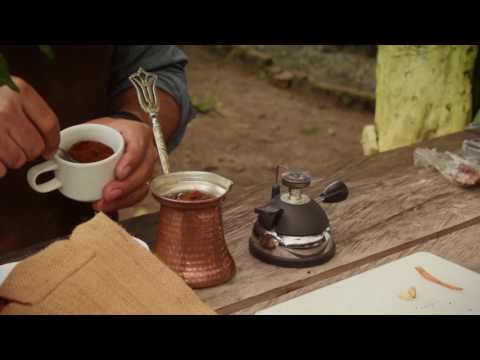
left=68, top=141, right=114, bottom=163
left=27, top=124, right=125, bottom=202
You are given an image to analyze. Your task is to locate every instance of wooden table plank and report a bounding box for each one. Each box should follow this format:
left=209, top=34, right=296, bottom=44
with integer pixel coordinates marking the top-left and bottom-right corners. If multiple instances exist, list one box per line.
left=2, top=130, right=479, bottom=315
left=235, top=221, right=480, bottom=315
left=196, top=163, right=480, bottom=313
left=42, top=131, right=480, bottom=313
left=121, top=130, right=478, bottom=245
left=2, top=130, right=475, bottom=266
left=317, top=130, right=479, bottom=183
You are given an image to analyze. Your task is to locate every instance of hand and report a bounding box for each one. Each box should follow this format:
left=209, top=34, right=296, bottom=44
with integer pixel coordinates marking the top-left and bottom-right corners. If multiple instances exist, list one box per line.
left=0, top=76, right=60, bottom=177
left=89, top=117, right=158, bottom=213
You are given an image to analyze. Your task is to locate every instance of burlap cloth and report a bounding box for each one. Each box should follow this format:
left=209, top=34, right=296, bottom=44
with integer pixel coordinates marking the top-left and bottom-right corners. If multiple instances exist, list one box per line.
left=0, top=213, right=216, bottom=315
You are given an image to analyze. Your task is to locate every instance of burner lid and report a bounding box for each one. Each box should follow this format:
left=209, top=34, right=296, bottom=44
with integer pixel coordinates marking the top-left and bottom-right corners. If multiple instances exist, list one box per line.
left=267, top=196, right=330, bottom=236
left=281, top=171, right=311, bottom=189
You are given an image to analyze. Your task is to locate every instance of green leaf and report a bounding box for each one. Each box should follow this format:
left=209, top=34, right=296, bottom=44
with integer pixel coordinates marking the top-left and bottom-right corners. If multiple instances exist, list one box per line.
left=300, top=126, right=320, bottom=136
left=473, top=109, right=480, bottom=125
left=0, top=53, right=19, bottom=92
left=192, top=94, right=217, bottom=114
left=472, top=48, right=480, bottom=121
left=38, top=45, right=55, bottom=60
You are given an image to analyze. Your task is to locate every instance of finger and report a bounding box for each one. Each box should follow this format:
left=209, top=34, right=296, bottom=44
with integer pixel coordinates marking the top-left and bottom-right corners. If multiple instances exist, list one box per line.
left=0, top=162, right=7, bottom=178
left=8, top=113, right=46, bottom=161
left=17, top=78, right=60, bottom=157
left=115, top=125, right=150, bottom=181
left=0, top=134, right=27, bottom=169
left=94, top=183, right=150, bottom=213
left=103, top=147, right=155, bottom=203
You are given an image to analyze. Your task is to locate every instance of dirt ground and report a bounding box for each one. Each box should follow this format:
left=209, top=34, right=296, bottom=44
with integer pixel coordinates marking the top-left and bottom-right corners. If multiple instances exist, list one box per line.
left=247, top=45, right=377, bottom=94
left=119, top=46, right=374, bottom=220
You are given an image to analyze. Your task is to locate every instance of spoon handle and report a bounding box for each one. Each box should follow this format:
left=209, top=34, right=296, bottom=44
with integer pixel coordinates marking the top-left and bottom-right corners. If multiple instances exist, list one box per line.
left=58, top=147, right=79, bottom=163
left=129, top=68, right=170, bottom=175
left=150, top=113, right=170, bottom=174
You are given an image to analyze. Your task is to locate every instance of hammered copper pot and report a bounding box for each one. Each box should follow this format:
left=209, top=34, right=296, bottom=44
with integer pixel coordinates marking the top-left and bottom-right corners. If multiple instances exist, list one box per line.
left=151, top=172, right=236, bottom=289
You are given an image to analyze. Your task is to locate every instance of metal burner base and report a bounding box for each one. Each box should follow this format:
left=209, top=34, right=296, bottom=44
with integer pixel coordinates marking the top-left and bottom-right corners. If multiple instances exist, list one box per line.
left=249, top=232, right=336, bottom=268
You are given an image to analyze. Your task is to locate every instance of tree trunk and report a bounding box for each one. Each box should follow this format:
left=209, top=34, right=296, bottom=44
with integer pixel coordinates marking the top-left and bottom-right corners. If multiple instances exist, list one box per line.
left=362, top=45, right=478, bottom=155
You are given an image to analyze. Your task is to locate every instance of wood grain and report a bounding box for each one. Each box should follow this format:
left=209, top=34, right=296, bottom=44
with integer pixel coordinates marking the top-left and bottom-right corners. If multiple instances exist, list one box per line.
left=94, top=129, right=480, bottom=313
left=235, top=221, right=480, bottom=315
left=194, top=130, right=480, bottom=313
left=195, top=163, right=480, bottom=313
left=2, top=130, right=480, bottom=316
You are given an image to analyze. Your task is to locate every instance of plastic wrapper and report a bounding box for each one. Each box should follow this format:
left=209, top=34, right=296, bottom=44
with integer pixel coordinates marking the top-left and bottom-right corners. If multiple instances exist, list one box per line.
left=414, top=139, right=480, bottom=188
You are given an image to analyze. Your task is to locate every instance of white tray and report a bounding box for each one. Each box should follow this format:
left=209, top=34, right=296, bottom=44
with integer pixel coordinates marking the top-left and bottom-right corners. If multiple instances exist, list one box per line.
left=0, top=237, right=149, bottom=287
left=256, top=252, right=480, bottom=315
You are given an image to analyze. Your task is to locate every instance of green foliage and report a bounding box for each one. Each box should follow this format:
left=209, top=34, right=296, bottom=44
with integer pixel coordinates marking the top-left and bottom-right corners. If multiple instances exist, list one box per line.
left=473, top=110, right=480, bottom=126
left=473, top=51, right=480, bottom=124
left=0, top=46, right=54, bottom=92
left=340, top=94, right=353, bottom=107
left=300, top=126, right=320, bottom=136
left=0, top=54, right=18, bottom=92
left=192, top=94, right=217, bottom=114
left=38, top=45, right=55, bottom=60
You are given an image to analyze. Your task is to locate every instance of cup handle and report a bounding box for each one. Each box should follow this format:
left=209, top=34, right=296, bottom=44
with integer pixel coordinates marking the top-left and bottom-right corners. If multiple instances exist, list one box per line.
left=27, top=160, right=62, bottom=193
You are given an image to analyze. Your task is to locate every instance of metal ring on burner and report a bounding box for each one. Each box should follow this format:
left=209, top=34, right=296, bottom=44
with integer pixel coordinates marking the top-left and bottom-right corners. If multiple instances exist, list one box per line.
left=255, top=221, right=331, bottom=252
left=281, top=171, right=312, bottom=189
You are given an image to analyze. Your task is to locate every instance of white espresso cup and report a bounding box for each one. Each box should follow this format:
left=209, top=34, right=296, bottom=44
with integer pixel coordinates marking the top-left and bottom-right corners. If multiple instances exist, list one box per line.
left=27, top=124, right=125, bottom=202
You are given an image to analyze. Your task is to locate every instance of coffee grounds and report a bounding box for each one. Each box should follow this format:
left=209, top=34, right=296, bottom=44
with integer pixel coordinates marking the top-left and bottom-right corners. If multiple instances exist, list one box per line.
left=68, top=141, right=114, bottom=163
left=168, top=191, right=213, bottom=201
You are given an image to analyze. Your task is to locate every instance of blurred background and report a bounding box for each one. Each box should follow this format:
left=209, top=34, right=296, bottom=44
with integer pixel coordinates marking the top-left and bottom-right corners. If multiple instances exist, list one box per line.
left=121, top=45, right=378, bottom=219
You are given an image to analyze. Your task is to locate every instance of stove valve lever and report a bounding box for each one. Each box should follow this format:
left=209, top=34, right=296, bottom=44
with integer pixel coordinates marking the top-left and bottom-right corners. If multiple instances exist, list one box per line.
left=255, top=206, right=283, bottom=231
left=319, top=181, right=349, bottom=203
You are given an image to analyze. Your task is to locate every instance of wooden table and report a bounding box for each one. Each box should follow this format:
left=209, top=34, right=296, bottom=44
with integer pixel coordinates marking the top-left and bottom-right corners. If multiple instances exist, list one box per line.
left=2, top=130, right=480, bottom=315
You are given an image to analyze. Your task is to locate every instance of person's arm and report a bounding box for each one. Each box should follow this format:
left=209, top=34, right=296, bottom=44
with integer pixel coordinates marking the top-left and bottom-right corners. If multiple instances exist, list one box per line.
left=91, top=45, right=195, bottom=213
left=110, top=86, right=180, bottom=144
left=109, top=45, right=195, bottom=151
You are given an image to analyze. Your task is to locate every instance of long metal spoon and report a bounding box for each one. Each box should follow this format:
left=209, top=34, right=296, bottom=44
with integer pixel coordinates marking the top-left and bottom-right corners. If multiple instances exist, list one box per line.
left=57, top=147, right=79, bottom=163
left=129, top=68, right=170, bottom=175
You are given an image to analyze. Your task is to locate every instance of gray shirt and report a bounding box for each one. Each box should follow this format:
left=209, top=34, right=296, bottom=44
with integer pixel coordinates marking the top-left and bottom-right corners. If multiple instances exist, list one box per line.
left=109, top=45, right=195, bottom=152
